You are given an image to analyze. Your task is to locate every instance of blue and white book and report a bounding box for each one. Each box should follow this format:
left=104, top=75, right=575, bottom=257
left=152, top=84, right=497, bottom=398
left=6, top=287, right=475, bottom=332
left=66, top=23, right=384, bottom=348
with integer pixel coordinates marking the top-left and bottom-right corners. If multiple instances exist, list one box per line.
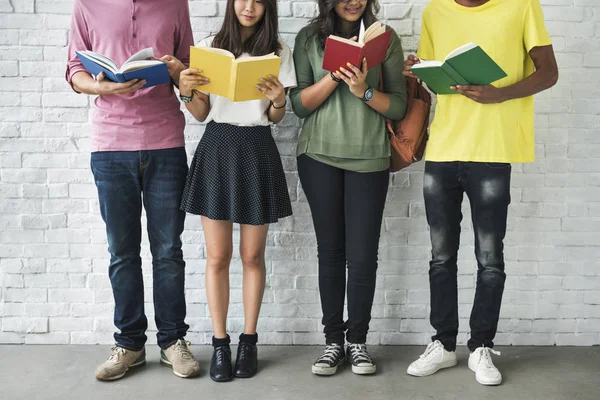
left=75, top=48, right=170, bottom=88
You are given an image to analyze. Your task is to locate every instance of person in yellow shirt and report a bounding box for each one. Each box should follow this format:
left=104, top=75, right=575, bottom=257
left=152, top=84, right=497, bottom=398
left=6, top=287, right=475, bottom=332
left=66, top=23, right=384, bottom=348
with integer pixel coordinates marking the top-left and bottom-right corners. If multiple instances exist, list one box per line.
left=403, top=0, right=558, bottom=386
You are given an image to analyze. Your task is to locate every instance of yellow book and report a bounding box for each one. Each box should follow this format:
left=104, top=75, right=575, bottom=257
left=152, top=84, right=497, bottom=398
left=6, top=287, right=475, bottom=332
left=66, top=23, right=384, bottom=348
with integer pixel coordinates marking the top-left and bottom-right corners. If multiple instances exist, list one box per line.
left=190, top=46, right=281, bottom=102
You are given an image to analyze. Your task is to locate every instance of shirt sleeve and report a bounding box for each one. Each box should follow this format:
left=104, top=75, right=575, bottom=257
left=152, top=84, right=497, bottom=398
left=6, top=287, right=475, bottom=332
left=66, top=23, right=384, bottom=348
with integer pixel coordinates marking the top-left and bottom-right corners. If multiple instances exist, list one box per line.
left=289, top=28, right=314, bottom=119
left=174, top=0, right=194, bottom=66
left=65, top=0, right=91, bottom=93
left=380, top=28, right=407, bottom=121
left=278, top=42, right=298, bottom=90
left=523, top=0, right=552, bottom=52
left=416, top=6, right=435, bottom=61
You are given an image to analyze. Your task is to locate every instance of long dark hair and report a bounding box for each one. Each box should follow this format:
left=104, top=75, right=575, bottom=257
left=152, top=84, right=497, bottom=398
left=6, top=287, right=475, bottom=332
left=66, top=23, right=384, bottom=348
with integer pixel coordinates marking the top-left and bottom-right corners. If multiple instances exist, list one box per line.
left=309, top=0, right=381, bottom=50
left=212, top=0, right=282, bottom=57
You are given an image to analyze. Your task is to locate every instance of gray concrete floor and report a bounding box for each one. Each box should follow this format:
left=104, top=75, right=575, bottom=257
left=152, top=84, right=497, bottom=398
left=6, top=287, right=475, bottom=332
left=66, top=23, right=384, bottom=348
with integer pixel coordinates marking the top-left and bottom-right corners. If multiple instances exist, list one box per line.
left=0, top=345, right=598, bottom=400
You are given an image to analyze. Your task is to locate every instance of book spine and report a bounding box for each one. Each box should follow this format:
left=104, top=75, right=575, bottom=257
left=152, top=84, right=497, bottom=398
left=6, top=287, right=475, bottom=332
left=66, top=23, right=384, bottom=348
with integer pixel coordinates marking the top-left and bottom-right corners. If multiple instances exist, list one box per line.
left=441, top=63, right=468, bottom=86
left=229, top=62, right=238, bottom=101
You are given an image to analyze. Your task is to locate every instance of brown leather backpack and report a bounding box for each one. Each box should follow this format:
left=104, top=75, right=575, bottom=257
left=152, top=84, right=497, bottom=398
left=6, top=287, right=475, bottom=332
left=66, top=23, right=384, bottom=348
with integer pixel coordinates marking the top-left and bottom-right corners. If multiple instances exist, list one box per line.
left=380, top=74, right=431, bottom=172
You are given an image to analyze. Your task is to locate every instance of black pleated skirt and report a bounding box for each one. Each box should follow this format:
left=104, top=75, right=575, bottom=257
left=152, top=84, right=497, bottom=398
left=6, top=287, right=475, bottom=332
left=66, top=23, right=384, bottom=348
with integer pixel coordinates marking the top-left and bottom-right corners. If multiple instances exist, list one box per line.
left=180, top=121, right=293, bottom=226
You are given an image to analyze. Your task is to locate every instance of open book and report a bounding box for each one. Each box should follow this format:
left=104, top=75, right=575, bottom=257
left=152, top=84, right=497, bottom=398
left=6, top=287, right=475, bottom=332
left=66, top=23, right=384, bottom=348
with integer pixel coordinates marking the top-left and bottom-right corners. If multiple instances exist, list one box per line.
left=190, top=46, right=281, bottom=102
left=410, top=43, right=507, bottom=95
left=322, top=21, right=392, bottom=72
left=75, top=48, right=170, bottom=88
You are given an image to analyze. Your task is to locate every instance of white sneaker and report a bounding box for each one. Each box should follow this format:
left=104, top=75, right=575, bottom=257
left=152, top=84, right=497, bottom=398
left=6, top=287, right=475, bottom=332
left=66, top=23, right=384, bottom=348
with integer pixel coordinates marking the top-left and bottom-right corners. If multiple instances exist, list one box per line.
left=468, top=347, right=502, bottom=386
left=407, top=340, right=457, bottom=377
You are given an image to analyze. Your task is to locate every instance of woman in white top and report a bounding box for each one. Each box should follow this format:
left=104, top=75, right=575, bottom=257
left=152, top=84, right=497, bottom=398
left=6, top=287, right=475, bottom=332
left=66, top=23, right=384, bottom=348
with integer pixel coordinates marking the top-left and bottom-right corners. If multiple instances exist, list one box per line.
left=178, top=0, right=297, bottom=383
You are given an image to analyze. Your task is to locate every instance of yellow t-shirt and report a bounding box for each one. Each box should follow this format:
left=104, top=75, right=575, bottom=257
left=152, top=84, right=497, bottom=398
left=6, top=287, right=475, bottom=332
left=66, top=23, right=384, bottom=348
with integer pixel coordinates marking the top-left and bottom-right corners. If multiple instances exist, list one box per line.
left=417, top=0, right=552, bottom=163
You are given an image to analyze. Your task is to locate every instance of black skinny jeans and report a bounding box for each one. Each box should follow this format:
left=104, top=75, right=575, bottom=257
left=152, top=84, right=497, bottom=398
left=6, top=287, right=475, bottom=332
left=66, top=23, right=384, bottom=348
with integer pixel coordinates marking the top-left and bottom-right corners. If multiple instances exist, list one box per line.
left=297, top=154, right=389, bottom=344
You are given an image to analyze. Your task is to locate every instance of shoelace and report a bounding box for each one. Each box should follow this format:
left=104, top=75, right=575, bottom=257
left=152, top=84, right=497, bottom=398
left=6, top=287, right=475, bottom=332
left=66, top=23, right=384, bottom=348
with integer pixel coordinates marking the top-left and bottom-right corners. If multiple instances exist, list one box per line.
left=107, top=346, right=127, bottom=362
left=316, top=344, right=342, bottom=365
left=173, top=339, right=194, bottom=361
left=238, top=342, right=252, bottom=359
left=216, top=346, right=231, bottom=364
left=419, top=340, right=442, bottom=361
left=348, top=344, right=373, bottom=365
left=476, top=347, right=501, bottom=369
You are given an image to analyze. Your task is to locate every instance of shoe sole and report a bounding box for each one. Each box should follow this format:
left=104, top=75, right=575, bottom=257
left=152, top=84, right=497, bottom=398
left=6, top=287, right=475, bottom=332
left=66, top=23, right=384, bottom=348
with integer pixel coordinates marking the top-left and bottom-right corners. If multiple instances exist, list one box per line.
left=233, top=369, right=257, bottom=378
left=210, top=373, right=233, bottom=382
left=351, top=364, right=376, bottom=375
left=96, top=358, right=146, bottom=381
left=159, top=356, right=200, bottom=379
left=312, top=364, right=339, bottom=376
left=407, top=358, right=458, bottom=377
left=468, top=364, right=502, bottom=386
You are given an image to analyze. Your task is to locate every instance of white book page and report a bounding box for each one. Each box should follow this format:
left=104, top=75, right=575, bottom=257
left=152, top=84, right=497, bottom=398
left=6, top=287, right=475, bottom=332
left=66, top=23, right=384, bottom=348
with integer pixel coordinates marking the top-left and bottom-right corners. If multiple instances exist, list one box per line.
left=329, top=36, right=362, bottom=47
left=123, top=48, right=155, bottom=66
left=79, top=50, right=118, bottom=73
left=120, top=60, right=163, bottom=73
left=235, top=53, right=278, bottom=63
left=445, top=42, right=478, bottom=61
left=204, top=47, right=235, bottom=58
left=358, top=19, right=366, bottom=45
left=410, top=60, right=444, bottom=69
left=364, top=22, right=385, bottom=43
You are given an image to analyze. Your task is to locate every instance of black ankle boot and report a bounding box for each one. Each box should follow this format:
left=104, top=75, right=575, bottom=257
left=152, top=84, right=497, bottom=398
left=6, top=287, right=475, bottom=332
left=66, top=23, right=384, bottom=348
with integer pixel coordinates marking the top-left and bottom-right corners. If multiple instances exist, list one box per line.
left=210, top=345, right=233, bottom=382
left=234, top=341, right=258, bottom=378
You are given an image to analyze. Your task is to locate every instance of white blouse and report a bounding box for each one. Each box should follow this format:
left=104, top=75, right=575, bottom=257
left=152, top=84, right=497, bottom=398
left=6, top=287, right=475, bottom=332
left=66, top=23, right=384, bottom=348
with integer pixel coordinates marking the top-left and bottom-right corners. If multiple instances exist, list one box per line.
left=197, top=36, right=298, bottom=126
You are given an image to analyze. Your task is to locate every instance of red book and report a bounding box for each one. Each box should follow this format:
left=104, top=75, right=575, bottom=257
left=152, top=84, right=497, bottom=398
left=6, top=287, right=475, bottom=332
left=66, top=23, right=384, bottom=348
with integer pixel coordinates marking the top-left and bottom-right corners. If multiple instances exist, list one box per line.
left=322, top=22, right=392, bottom=72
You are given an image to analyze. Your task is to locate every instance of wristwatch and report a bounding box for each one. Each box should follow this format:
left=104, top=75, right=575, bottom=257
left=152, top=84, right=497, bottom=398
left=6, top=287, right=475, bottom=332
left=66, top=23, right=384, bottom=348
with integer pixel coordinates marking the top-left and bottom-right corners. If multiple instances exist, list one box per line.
left=179, top=91, right=194, bottom=103
left=361, top=87, right=374, bottom=102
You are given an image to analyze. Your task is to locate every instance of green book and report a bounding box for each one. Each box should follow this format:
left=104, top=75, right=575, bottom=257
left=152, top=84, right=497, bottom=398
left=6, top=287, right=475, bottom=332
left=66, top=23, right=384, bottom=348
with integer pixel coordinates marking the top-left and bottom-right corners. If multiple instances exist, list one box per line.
left=410, top=42, right=507, bottom=95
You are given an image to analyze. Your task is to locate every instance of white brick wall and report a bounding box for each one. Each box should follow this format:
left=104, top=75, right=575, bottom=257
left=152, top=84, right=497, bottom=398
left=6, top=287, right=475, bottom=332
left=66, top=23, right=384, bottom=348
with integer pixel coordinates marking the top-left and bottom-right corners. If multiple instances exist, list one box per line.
left=1, top=0, right=599, bottom=346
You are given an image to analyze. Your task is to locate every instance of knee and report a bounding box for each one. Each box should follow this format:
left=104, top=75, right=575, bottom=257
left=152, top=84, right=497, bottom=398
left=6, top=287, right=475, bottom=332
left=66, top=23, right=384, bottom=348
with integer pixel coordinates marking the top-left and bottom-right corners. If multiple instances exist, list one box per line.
left=346, top=252, right=378, bottom=279
left=317, top=246, right=345, bottom=265
left=479, top=265, right=506, bottom=286
left=207, top=248, right=233, bottom=271
left=240, top=250, right=265, bottom=270
left=430, top=229, right=458, bottom=267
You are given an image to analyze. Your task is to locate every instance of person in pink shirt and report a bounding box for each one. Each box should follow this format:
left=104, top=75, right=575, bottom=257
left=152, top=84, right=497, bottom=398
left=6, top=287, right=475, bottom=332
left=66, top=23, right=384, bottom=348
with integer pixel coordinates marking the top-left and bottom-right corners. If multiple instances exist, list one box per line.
left=65, top=0, right=199, bottom=381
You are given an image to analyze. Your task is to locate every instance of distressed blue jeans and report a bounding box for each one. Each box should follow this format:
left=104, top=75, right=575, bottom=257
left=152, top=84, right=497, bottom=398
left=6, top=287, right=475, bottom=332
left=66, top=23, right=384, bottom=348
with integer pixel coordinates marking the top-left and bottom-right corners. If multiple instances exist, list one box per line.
left=423, top=161, right=511, bottom=352
left=91, top=147, right=189, bottom=350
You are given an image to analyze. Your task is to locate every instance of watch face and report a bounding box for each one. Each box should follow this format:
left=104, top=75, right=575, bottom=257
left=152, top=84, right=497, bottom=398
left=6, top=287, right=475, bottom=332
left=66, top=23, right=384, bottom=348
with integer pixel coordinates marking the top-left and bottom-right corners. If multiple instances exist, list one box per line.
left=364, top=88, right=374, bottom=101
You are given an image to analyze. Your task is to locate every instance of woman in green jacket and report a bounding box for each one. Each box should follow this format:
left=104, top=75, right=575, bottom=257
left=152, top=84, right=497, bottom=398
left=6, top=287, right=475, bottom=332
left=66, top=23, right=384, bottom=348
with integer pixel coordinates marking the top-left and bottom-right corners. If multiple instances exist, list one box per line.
left=290, top=0, right=407, bottom=377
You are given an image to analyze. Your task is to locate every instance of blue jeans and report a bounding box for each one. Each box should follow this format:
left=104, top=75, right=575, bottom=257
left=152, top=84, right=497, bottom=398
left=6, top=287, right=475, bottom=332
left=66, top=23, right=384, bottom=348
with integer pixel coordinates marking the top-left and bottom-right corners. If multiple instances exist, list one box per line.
left=423, top=161, right=511, bottom=352
left=91, top=147, right=189, bottom=351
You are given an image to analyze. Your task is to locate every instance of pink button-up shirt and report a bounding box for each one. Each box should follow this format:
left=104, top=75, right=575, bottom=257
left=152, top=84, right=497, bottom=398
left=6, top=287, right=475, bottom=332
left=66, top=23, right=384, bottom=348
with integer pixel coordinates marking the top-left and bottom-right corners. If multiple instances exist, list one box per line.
left=66, top=0, right=194, bottom=152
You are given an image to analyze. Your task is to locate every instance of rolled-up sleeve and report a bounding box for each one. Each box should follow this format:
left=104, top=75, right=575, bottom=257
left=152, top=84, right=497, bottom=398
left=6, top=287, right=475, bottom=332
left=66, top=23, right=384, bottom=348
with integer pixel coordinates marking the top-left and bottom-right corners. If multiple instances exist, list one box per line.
left=174, top=0, right=194, bottom=66
left=289, top=28, right=314, bottom=119
left=380, top=29, right=407, bottom=121
left=65, top=0, right=91, bottom=93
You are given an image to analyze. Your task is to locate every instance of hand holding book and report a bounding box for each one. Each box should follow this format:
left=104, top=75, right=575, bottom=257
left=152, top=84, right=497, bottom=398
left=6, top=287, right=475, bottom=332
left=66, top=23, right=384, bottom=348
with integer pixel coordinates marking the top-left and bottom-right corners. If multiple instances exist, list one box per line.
left=337, top=58, right=369, bottom=99
left=190, top=46, right=281, bottom=102
left=93, top=71, right=147, bottom=95
left=408, top=43, right=507, bottom=96
left=256, top=75, right=286, bottom=108
left=179, top=68, right=210, bottom=97
left=76, top=48, right=170, bottom=89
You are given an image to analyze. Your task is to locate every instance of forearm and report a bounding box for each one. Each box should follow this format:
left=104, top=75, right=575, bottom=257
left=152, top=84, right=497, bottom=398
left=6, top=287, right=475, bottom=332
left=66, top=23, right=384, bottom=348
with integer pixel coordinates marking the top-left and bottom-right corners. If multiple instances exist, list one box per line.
left=499, top=66, right=559, bottom=102
left=299, top=74, right=339, bottom=113
left=365, top=89, right=391, bottom=115
left=185, top=92, right=210, bottom=122
left=267, top=103, right=286, bottom=124
left=71, top=71, right=99, bottom=95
